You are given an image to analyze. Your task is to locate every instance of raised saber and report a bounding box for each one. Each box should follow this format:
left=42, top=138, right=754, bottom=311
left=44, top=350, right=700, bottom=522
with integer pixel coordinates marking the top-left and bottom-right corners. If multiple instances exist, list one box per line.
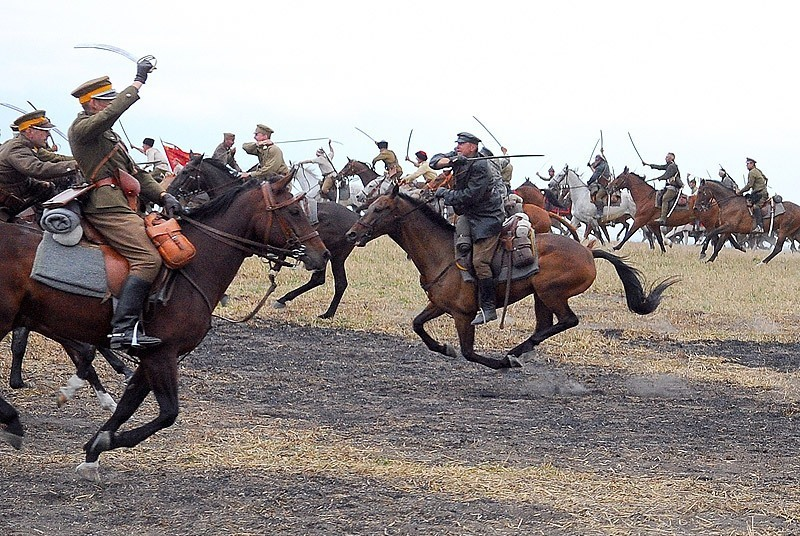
left=627, top=131, right=646, bottom=165
left=405, top=129, right=413, bottom=161
left=274, top=137, right=341, bottom=144
left=74, top=43, right=157, bottom=70
left=472, top=116, right=503, bottom=148
left=585, top=137, right=600, bottom=166
left=355, top=127, right=377, bottom=144
left=467, top=154, right=544, bottom=162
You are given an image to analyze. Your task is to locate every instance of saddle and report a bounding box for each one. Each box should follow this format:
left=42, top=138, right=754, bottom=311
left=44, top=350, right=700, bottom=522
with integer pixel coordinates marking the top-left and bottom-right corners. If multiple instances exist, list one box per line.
left=455, top=214, right=539, bottom=284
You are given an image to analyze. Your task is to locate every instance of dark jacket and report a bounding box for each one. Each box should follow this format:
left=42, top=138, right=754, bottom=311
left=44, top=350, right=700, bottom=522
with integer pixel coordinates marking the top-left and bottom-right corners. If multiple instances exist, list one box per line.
left=650, top=161, right=682, bottom=188
left=587, top=159, right=610, bottom=185
left=0, top=135, right=75, bottom=212
left=430, top=151, right=504, bottom=240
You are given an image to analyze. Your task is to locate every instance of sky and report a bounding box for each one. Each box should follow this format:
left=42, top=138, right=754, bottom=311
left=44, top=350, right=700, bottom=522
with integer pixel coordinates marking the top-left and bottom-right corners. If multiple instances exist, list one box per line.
left=2, top=1, right=798, bottom=199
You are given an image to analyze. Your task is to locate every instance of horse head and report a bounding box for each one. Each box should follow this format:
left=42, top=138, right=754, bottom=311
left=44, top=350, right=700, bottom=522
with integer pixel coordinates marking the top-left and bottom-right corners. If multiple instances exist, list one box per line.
left=608, top=167, right=644, bottom=194
left=337, top=158, right=378, bottom=187
left=694, top=179, right=729, bottom=211
left=354, top=175, right=397, bottom=211
left=168, top=155, right=239, bottom=203
left=346, top=183, right=404, bottom=246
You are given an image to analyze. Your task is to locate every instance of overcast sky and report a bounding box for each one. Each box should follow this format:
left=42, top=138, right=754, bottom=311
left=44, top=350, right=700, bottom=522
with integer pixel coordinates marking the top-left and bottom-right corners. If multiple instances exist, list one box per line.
left=2, top=1, right=797, bottom=199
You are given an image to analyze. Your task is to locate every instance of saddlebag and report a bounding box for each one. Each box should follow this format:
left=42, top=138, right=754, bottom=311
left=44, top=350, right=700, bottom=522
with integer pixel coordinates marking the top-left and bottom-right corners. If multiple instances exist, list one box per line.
left=144, top=213, right=196, bottom=269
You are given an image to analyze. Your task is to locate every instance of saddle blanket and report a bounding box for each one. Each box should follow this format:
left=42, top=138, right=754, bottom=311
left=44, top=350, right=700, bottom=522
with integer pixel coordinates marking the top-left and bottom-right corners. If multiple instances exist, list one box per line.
left=30, top=232, right=108, bottom=298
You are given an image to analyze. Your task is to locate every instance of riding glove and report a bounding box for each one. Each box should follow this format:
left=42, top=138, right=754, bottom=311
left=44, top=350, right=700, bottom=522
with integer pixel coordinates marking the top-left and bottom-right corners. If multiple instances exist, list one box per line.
left=161, top=193, right=184, bottom=217
left=135, top=60, right=154, bottom=83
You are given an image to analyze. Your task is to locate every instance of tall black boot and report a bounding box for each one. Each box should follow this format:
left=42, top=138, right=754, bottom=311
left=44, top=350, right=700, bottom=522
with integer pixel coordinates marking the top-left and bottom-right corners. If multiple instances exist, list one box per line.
left=109, top=276, right=162, bottom=350
left=752, top=206, right=764, bottom=233
left=471, top=278, right=498, bottom=326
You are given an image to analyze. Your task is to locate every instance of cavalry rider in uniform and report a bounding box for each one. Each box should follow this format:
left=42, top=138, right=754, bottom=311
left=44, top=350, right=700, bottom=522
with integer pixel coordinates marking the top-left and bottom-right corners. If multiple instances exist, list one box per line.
left=643, top=152, right=682, bottom=224
left=431, top=132, right=505, bottom=326
left=372, top=140, right=402, bottom=180
left=69, top=62, right=183, bottom=351
left=211, top=132, right=242, bottom=172
left=298, top=140, right=337, bottom=200
left=402, top=150, right=438, bottom=188
left=718, top=166, right=739, bottom=191
left=587, top=154, right=610, bottom=217
left=240, top=124, right=289, bottom=179
left=737, top=157, right=768, bottom=233
left=0, top=110, right=77, bottom=222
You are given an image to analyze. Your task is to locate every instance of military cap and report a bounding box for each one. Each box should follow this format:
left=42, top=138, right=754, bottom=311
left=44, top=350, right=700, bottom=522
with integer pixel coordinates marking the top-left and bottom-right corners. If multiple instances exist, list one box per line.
left=376, top=140, right=388, bottom=148
left=223, top=132, right=235, bottom=138
left=255, top=124, right=274, bottom=135
left=14, top=110, right=55, bottom=131
left=142, top=137, right=155, bottom=147
left=455, top=132, right=481, bottom=145
left=746, top=157, right=756, bottom=164
left=71, top=76, right=118, bottom=104
left=415, top=150, right=427, bottom=160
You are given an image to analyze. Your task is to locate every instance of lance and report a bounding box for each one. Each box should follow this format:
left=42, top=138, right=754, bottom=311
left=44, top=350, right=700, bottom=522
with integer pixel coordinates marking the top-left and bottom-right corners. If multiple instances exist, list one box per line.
left=585, top=137, right=600, bottom=167
left=472, top=116, right=503, bottom=148
left=405, top=129, right=413, bottom=161
left=355, top=127, right=377, bottom=144
left=627, top=131, right=646, bottom=165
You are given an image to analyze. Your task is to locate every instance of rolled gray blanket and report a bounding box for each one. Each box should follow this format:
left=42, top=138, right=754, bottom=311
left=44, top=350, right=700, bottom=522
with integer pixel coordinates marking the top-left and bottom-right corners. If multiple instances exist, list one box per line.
left=41, top=206, right=80, bottom=234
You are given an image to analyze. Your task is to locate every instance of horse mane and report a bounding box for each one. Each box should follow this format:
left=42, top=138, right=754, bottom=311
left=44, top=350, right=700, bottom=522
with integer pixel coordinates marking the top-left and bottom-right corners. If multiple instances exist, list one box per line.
left=396, top=192, right=454, bottom=232
left=184, top=179, right=262, bottom=220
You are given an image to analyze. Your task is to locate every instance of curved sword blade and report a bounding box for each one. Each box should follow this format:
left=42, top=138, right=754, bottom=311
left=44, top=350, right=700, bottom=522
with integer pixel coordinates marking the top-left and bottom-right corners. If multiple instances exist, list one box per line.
left=75, top=43, right=138, bottom=63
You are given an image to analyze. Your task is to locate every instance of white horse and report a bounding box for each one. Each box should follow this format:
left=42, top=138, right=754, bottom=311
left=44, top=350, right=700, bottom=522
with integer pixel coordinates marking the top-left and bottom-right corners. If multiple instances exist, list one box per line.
left=555, top=167, right=607, bottom=243
left=294, top=164, right=364, bottom=211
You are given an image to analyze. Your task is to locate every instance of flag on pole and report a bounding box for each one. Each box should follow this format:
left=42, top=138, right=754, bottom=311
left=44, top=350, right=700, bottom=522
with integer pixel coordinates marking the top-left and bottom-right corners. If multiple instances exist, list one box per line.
left=160, top=140, right=191, bottom=171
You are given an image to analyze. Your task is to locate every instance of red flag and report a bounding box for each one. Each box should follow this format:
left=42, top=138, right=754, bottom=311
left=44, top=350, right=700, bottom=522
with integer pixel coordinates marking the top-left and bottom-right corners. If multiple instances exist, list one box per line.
left=160, top=140, right=191, bottom=171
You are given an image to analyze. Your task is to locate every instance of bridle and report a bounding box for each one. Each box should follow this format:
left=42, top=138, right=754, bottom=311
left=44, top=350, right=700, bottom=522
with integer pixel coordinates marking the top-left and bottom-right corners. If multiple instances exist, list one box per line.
left=172, top=160, right=242, bottom=202
left=182, top=181, right=317, bottom=263
left=351, top=193, right=428, bottom=242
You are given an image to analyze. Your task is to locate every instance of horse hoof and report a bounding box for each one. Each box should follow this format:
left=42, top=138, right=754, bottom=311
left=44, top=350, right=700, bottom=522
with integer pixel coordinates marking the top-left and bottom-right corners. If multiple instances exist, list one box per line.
left=506, top=355, right=524, bottom=368
left=272, top=301, right=286, bottom=310
left=96, top=392, right=118, bottom=412
left=56, top=391, right=69, bottom=408
left=0, top=429, right=23, bottom=450
left=75, top=461, right=101, bottom=483
left=444, top=343, right=458, bottom=358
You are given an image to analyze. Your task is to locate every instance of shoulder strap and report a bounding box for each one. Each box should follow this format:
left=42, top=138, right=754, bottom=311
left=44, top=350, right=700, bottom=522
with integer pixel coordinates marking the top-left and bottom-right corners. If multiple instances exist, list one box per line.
left=87, top=143, right=123, bottom=182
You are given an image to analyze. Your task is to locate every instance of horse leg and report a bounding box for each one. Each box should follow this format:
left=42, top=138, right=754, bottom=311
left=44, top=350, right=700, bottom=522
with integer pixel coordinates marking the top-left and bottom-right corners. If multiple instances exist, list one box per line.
left=57, top=342, right=117, bottom=412
left=0, top=395, right=24, bottom=450
left=507, top=294, right=578, bottom=357
left=759, top=232, right=788, bottom=265
left=452, top=314, right=517, bottom=369
left=707, top=231, right=731, bottom=262
left=78, top=356, right=179, bottom=482
left=412, top=302, right=458, bottom=358
left=651, top=225, right=667, bottom=253
left=9, top=327, right=30, bottom=389
left=98, top=347, right=135, bottom=382
left=274, top=270, right=325, bottom=311
left=320, top=253, right=350, bottom=319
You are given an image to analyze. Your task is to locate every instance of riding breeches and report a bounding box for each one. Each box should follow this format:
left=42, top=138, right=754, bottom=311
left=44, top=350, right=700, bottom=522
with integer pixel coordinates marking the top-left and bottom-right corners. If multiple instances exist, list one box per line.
left=473, top=235, right=499, bottom=279
left=83, top=211, right=163, bottom=283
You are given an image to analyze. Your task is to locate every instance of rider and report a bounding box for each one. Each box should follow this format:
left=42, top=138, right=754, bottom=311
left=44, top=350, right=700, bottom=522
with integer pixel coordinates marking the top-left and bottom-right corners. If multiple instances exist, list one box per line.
left=737, top=157, right=768, bottom=233
left=643, top=152, right=682, bottom=224
left=430, top=132, right=505, bottom=326
left=240, top=124, right=289, bottom=179
left=298, top=140, right=337, bottom=200
left=372, top=140, right=402, bottom=179
left=587, top=154, right=610, bottom=217
left=134, top=137, right=171, bottom=182
left=718, top=167, right=739, bottom=191
left=211, top=132, right=242, bottom=172
left=0, top=110, right=77, bottom=222
left=69, top=63, right=183, bottom=351
left=401, top=150, right=438, bottom=188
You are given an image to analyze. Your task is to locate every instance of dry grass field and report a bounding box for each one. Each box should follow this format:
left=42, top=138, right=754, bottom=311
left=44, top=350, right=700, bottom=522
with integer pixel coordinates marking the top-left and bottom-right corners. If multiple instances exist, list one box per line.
left=2, top=235, right=800, bottom=535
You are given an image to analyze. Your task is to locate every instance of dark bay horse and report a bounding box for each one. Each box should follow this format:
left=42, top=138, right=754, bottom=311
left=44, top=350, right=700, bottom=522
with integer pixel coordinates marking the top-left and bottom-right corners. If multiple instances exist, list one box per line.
left=512, top=179, right=547, bottom=209
left=695, top=179, right=800, bottom=263
left=607, top=168, right=698, bottom=252
left=0, top=176, right=329, bottom=480
left=170, top=156, right=359, bottom=318
left=345, top=186, right=677, bottom=370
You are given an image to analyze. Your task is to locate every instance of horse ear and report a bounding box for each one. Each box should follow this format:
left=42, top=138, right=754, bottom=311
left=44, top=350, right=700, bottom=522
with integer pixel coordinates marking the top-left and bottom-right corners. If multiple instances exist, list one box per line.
left=390, top=182, right=400, bottom=197
left=623, top=165, right=629, bottom=173
left=273, top=172, right=292, bottom=191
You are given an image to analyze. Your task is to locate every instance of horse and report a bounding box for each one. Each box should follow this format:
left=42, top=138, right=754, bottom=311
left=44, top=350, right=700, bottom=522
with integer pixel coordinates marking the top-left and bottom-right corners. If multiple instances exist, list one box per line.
left=554, top=167, right=610, bottom=244
left=512, top=179, right=547, bottom=208
left=694, top=179, right=800, bottom=263
left=335, top=159, right=380, bottom=211
left=170, top=156, right=359, bottom=318
left=345, top=185, right=677, bottom=370
left=0, top=176, right=330, bottom=481
left=607, top=168, right=698, bottom=253
left=5, top=179, right=134, bottom=412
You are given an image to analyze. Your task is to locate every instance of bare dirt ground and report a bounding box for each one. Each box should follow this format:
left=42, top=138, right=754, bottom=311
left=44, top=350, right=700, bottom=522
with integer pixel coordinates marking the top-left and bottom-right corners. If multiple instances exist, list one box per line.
left=2, top=317, right=800, bottom=535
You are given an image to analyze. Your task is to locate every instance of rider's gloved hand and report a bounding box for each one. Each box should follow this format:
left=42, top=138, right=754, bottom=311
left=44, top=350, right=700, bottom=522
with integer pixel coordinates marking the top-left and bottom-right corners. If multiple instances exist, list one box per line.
left=161, top=193, right=183, bottom=217
left=135, top=59, right=154, bottom=83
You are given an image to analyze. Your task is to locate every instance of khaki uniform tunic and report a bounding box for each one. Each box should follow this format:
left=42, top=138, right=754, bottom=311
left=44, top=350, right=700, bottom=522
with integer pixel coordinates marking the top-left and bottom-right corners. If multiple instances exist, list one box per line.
left=241, top=142, right=289, bottom=178
left=68, top=85, right=164, bottom=282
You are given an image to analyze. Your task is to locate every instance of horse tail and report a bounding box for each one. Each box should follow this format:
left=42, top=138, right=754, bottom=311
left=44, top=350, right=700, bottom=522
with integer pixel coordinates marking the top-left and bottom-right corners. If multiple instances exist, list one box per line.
left=592, top=249, right=680, bottom=315
left=548, top=212, right=579, bottom=240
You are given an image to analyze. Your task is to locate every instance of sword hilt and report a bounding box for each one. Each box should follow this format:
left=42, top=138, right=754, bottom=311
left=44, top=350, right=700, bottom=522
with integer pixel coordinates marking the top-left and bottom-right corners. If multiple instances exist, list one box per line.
left=138, top=55, right=157, bottom=72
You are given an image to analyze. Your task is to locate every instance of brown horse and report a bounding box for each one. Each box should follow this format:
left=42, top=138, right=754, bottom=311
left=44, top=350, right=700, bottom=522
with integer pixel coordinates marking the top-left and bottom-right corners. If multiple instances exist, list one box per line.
left=695, top=179, right=800, bottom=263
left=522, top=203, right=580, bottom=240
left=169, top=156, right=360, bottom=318
left=345, top=186, right=677, bottom=370
left=607, top=168, right=698, bottom=252
left=512, top=179, right=547, bottom=208
left=0, top=176, right=329, bottom=480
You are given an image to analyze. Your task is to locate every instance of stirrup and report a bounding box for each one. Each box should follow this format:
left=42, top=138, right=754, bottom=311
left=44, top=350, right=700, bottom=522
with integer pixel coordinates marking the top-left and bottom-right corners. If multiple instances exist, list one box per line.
left=471, top=308, right=497, bottom=326
left=109, top=321, right=162, bottom=350
left=753, top=225, right=764, bottom=233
